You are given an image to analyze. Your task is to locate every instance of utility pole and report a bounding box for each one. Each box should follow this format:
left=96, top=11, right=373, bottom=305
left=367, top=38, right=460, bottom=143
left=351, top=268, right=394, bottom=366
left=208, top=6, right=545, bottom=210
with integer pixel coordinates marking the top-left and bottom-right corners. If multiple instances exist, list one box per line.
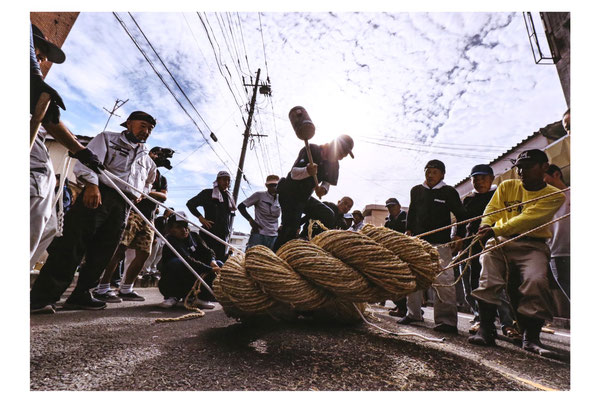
left=232, top=69, right=261, bottom=203
left=103, top=98, right=129, bottom=131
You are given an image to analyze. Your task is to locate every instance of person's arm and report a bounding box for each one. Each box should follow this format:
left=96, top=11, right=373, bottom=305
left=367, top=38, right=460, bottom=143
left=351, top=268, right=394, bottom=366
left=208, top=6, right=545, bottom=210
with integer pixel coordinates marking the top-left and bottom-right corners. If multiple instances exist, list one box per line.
left=186, top=190, right=213, bottom=229
left=480, top=184, right=506, bottom=228
left=405, top=187, right=418, bottom=235
left=74, top=133, right=110, bottom=209
left=492, top=190, right=565, bottom=237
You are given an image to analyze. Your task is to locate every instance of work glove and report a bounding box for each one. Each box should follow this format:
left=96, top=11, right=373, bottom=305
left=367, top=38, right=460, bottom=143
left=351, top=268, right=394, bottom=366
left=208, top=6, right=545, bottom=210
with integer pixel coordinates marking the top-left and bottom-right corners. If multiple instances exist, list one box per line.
left=70, top=148, right=105, bottom=173
left=30, top=73, right=66, bottom=125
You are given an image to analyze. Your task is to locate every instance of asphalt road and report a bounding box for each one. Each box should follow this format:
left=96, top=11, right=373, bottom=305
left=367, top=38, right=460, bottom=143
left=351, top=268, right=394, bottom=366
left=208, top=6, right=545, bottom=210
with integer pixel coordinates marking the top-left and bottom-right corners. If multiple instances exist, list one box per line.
left=30, top=288, right=570, bottom=391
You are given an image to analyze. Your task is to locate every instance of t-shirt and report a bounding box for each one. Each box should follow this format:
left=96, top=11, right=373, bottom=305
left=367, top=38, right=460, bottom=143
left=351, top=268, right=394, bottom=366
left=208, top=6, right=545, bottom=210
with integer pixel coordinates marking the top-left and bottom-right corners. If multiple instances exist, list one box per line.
left=137, top=170, right=168, bottom=219
left=481, top=179, right=565, bottom=239
left=279, top=144, right=339, bottom=200
left=547, top=190, right=570, bottom=257
left=241, top=191, right=281, bottom=236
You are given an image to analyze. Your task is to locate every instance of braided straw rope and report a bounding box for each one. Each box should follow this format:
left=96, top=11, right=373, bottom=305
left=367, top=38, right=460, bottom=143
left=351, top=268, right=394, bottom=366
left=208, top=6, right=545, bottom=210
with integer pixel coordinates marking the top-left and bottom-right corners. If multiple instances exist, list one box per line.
left=213, top=224, right=440, bottom=322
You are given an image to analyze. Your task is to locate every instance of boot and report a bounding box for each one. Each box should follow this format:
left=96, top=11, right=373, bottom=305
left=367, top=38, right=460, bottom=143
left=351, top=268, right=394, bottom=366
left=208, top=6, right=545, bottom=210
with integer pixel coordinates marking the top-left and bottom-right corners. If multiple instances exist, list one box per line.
left=519, top=315, right=559, bottom=359
left=468, top=300, right=497, bottom=346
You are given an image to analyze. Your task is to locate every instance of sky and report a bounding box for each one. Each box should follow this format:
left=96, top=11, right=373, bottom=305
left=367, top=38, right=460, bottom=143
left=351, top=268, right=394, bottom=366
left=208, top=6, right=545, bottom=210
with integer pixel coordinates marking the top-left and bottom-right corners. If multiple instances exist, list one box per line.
left=42, top=10, right=567, bottom=234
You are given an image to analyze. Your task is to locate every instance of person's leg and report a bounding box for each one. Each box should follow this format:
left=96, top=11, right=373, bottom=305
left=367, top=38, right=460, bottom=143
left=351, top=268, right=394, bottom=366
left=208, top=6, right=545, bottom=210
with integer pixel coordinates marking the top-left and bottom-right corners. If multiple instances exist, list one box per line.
left=246, top=233, right=263, bottom=250
left=432, top=246, right=458, bottom=329
left=398, top=291, right=424, bottom=323
left=30, top=193, right=101, bottom=307
left=71, top=189, right=129, bottom=296
left=471, top=239, right=510, bottom=308
left=119, top=215, right=154, bottom=298
left=460, top=262, right=478, bottom=318
left=30, top=170, right=56, bottom=268
left=304, top=197, right=336, bottom=229
left=273, top=193, right=306, bottom=251
left=98, top=244, right=127, bottom=286
left=550, top=256, right=570, bottom=300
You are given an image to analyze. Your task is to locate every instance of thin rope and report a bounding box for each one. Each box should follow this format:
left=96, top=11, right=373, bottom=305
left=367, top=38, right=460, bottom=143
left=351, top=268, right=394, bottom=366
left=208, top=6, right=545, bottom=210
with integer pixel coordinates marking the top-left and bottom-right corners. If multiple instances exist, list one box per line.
left=353, top=304, right=445, bottom=343
left=433, top=213, right=571, bottom=284
left=415, top=187, right=570, bottom=240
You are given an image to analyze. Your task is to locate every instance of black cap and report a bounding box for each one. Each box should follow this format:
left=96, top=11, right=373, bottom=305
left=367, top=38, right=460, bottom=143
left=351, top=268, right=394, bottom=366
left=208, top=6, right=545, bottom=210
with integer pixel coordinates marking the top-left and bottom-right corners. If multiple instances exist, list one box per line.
left=120, top=111, right=157, bottom=128
left=514, top=149, right=548, bottom=166
left=335, top=135, right=354, bottom=159
left=470, top=164, right=494, bottom=177
left=425, top=159, right=445, bottom=173
left=32, top=24, right=66, bottom=64
left=385, top=198, right=400, bottom=207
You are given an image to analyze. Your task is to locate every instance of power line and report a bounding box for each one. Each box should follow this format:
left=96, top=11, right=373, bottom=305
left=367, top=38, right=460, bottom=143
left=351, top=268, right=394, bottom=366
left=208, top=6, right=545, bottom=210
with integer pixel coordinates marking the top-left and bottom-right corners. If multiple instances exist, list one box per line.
left=112, top=12, right=246, bottom=195
left=360, top=139, right=496, bottom=160
left=258, top=13, right=270, bottom=78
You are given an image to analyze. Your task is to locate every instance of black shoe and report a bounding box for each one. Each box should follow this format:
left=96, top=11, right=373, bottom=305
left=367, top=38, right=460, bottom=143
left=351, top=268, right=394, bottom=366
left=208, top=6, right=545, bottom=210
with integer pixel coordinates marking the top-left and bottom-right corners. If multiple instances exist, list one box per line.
left=433, top=324, right=458, bottom=334
left=389, top=307, right=406, bottom=317
left=64, top=291, right=107, bottom=310
left=93, top=290, right=123, bottom=303
left=118, top=291, right=145, bottom=301
left=397, top=315, right=423, bottom=325
left=31, top=303, right=56, bottom=314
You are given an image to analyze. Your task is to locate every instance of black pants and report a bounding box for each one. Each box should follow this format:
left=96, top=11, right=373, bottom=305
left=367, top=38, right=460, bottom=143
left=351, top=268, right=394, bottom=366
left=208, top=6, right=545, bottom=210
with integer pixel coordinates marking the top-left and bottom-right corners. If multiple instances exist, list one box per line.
left=273, top=190, right=335, bottom=252
left=158, top=257, right=218, bottom=301
left=200, top=230, right=228, bottom=262
left=30, top=185, right=130, bottom=306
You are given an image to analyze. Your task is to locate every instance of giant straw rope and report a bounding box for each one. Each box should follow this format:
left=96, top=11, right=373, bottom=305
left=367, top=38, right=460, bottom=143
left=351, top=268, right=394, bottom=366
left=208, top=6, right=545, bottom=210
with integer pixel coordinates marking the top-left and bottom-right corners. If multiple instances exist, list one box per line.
left=213, top=224, right=441, bottom=323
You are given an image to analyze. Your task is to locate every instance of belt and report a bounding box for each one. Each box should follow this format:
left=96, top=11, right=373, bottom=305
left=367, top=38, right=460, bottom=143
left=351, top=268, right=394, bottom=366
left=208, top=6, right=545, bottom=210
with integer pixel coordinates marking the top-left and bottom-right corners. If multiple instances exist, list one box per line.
left=99, top=183, right=138, bottom=201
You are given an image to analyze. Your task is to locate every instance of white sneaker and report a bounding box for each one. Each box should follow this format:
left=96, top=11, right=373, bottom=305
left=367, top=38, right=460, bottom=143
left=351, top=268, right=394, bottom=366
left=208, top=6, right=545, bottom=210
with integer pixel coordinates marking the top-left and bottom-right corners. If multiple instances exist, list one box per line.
left=194, top=299, right=215, bottom=310
left=159, top=297, right=178, bottom=309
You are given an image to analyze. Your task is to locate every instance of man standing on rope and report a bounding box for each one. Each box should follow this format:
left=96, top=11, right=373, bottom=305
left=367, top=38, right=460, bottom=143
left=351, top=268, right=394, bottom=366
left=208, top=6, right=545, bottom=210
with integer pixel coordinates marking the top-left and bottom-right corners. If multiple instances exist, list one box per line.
left=273, top=135, right=355, bottom=251
left=238, top=175, right=281, bottom=250
left=30, top=111, right=157, bottom=313
left=399, top=159, right=468, bottom=333
left=93, top=147, right=169, bottom=303
left=186, top=171, right=236, bottom=262
left=468, top=150, right=565, bottom=359
left=30, top=23, right=103, bottom=269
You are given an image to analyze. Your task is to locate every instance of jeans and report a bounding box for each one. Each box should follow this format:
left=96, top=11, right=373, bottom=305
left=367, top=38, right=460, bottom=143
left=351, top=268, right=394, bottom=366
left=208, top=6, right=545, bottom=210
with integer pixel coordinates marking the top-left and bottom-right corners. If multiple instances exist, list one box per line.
left=246, top=233, right=278, bottom=250
left=550, top=256, right=570, bottom=300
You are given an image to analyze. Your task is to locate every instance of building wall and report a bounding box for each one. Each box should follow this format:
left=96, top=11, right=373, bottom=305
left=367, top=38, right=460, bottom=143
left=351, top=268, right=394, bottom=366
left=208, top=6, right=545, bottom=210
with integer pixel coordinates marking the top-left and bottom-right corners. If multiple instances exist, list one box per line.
left=540, top=12, right=570, bottom=106
left=30, top=12, right=79, bottom=78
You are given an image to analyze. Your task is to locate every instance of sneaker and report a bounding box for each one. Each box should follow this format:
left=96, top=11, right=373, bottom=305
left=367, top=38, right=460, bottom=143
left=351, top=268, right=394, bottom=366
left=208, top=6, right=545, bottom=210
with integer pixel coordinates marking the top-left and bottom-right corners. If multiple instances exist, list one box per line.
left=31, top=303, right=56, bottom=314
left=118, top=291, right=145, bottom=301
left=193, top=299, right=215, bottom=309
left=64, top=291, right=107, bottom=310
left=159, top=297, right=178, bottom=309
left=433, top=324, right=458, bottom=334
left=93, top=290, right=123, bottom=303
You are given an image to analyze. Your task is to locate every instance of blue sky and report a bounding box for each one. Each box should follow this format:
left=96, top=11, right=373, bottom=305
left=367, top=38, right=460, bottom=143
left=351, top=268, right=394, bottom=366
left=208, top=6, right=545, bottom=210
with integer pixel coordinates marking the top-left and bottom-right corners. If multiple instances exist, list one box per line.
left=42, top=11, right=567, bottom=233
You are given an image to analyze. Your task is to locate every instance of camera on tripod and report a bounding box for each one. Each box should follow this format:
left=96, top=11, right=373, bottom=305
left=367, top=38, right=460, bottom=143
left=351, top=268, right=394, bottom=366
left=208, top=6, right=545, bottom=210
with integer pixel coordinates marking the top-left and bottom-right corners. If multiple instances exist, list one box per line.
left=150, top=147, right=175, bottom=169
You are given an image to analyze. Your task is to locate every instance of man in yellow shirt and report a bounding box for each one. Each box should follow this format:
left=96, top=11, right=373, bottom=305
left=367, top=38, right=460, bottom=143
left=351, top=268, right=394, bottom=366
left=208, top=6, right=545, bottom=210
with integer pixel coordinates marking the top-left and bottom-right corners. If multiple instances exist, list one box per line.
left=468, top=149, right=565, bottom=359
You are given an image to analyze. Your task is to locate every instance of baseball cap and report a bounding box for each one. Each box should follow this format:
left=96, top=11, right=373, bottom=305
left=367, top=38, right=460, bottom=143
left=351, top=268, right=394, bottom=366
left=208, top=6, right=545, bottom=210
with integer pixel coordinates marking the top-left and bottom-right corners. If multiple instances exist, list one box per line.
left=168, top=211, right=189, bottom=227
left=470, top=164, right=494, bottom=177
left=335, top=135, right=354, bottom=159
left=514, top=149, right=548, bottom=166
left=425, top=159, right=445, bottom=173
left=120, top=111, right=157, bottom=128
left=385, top=198, right=400, bottom=207
left=31, top=24, right=66, bottom=64
left=217, top=171, right=231, bottom=179
left=265, top=175, right=280, bottom=185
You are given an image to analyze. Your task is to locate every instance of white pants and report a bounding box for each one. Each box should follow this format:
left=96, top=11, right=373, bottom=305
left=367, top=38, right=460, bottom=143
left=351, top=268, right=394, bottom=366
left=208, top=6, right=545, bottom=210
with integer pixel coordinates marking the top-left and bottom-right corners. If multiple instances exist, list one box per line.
left=406, top=246, right=457, bottom=326
left=143, top=237, right=164, bottom=274
left=30, top=167, right=57, bottom=269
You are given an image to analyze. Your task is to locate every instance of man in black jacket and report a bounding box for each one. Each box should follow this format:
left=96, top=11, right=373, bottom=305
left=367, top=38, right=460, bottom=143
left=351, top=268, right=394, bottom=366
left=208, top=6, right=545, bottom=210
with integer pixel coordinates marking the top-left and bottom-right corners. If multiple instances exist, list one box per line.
left=273, top=135, right=354, bottom=251
left=398, top=159, right=467, bottom=334
left=158, top=212, right=222, bottom=309
left=186, top=171, right=236, bottom=261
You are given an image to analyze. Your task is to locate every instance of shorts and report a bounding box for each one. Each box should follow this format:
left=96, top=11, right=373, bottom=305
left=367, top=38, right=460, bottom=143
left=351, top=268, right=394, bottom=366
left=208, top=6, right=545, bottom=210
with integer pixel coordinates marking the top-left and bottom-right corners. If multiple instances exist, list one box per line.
left=120, top=211, right=154, bottom=253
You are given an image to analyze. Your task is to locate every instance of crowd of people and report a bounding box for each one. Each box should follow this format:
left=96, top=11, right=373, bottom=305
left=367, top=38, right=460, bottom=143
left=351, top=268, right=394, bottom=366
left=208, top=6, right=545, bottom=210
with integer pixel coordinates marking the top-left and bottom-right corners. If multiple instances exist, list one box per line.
left=30, top=22, right=570, bottom=361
